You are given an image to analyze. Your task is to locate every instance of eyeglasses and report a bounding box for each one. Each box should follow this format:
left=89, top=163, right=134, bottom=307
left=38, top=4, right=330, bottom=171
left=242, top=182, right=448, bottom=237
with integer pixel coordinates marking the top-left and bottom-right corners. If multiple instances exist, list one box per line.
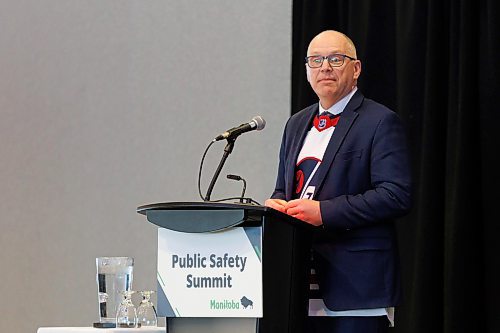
left=305, top=54, right=357, bottom=68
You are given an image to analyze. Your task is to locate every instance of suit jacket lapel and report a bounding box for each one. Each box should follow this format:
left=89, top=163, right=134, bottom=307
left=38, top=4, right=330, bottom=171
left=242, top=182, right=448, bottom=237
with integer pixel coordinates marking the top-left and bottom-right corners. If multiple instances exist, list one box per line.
left=312, top=91, right=364, bottom=199
left=285, top=104, right=318, bottom=200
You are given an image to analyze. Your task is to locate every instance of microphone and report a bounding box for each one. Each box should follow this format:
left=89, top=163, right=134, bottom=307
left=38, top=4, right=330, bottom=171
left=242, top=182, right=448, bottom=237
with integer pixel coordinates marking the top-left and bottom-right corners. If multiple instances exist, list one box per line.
left=214, top=116, right=266, bottom=141
left=227, top=174, right=247, bottom=203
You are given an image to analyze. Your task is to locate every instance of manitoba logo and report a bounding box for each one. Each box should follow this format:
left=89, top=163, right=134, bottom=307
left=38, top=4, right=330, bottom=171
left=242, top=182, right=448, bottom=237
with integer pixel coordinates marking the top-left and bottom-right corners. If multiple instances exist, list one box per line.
left=210, top=299, right=240, bottom=310
left=240, top=296, right=253, bottom=309
left=209, top=297, right=254, bottom=310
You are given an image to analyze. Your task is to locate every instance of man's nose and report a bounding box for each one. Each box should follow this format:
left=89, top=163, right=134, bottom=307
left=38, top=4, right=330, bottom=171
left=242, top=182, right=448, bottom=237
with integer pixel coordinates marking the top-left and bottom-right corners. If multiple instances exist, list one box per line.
left=320, top=59, right=332, bottom=71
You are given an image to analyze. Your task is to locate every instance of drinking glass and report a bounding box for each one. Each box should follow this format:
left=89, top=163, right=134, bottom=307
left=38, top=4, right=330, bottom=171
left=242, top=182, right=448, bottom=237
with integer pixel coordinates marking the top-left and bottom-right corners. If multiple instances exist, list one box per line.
left=137, top=291, right=158, bottom=327
left=115, top=290, right=137, bottom=328
left=96, top=257, right=134, bottom=324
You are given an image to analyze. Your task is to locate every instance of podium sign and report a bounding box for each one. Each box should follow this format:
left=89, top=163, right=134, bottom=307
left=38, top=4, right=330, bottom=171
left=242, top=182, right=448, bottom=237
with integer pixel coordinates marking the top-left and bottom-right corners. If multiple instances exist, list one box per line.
left=139, top=202, right=312, bottom=332
left=157, top=227, right=263, bottom=317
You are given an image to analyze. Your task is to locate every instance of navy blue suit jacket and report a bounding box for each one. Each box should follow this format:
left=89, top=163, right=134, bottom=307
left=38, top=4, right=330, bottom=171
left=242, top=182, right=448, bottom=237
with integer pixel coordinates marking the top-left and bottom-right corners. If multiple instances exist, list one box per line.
left=271, top=90, right=412, bottom=310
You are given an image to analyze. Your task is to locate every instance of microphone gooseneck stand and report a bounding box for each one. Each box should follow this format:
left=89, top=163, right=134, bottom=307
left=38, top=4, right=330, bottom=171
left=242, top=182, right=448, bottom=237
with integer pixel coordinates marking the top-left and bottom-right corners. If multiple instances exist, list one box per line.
left=227, top=174, right=247, bottom=203
left=204, top=138, right=235, bottom=202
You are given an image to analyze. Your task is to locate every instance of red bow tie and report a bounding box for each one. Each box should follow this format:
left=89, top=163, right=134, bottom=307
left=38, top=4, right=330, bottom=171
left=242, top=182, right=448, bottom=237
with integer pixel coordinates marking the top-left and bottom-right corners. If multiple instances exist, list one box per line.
left=313, top=112, right=340, bottom=132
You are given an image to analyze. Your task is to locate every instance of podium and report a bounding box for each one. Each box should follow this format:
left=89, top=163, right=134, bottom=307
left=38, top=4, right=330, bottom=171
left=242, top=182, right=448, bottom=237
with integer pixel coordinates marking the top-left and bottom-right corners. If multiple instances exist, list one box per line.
left=137, top=202, right=313, bottom=333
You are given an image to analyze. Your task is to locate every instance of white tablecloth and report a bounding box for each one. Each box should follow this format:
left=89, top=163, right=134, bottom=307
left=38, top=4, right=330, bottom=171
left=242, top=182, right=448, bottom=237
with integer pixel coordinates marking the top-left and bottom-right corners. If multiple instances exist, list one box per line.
left=37, top=327, right=164, bottom=333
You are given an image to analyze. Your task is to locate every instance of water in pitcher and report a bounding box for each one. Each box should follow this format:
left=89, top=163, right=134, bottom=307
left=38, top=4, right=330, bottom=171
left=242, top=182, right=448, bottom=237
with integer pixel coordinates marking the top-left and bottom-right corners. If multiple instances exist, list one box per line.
left=96, top=257, right=133, bottom=323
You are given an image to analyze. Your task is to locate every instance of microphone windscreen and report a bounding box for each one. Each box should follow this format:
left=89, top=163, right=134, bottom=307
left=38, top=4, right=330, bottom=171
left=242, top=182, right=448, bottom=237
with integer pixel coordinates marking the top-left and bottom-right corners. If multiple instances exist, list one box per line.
left=252, top=116, right=266, bottom=130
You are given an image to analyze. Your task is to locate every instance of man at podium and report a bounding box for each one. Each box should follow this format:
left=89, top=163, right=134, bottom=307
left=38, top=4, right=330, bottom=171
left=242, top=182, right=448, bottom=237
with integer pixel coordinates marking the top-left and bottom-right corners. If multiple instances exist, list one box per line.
left=265, top=30, right=412, bottom=333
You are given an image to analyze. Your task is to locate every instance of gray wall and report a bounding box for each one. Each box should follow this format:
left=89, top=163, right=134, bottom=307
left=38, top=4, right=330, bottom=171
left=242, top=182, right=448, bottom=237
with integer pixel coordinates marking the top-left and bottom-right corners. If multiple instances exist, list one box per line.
left=0, top=1, right=291, bottom=332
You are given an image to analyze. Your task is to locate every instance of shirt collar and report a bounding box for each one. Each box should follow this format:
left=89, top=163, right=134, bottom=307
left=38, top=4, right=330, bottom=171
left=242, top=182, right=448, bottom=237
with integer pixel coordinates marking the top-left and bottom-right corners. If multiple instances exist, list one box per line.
left=319, top=86, right=358, bottom=115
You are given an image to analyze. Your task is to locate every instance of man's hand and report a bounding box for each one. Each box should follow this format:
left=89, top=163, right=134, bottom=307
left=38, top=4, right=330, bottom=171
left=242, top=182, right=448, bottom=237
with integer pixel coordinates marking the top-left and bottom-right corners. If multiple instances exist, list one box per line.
left=285, top=199, right=323, bottom=226
left=264, top=198, right=288, bottom=213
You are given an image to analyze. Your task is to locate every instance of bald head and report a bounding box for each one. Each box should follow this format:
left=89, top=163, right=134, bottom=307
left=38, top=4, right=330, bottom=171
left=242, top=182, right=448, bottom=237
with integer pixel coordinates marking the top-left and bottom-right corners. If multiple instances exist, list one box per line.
left=307, top=30, right=357, bottom=59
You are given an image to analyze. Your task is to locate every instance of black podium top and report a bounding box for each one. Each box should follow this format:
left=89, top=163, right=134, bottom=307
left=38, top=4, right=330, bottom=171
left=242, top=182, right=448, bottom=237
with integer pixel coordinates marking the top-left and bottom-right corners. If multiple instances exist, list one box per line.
left=137, top=201, right=309, bottom=233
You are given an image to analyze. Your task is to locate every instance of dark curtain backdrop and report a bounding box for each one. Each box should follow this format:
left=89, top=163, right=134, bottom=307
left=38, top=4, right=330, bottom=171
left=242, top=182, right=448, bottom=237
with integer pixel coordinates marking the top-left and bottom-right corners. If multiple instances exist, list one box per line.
left=292, top=1, right=500, bottom=332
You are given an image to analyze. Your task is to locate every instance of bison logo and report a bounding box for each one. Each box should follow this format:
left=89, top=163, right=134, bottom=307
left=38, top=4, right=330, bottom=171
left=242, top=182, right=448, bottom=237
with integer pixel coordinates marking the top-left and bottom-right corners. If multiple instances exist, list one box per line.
left=240, top=296, right=253, bottom=309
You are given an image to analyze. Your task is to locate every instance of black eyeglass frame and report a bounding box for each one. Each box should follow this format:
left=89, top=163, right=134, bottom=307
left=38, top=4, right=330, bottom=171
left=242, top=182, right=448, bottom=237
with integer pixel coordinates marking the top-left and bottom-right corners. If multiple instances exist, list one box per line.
left=304, top=54, right=357, bottom=68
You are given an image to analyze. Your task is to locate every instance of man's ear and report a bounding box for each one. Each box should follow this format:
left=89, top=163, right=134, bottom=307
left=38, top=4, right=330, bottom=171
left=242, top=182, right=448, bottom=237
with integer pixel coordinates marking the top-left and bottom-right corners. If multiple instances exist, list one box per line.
left=353, top=60, right=362, bottom=80
left=306, top=65, right=311, bottom=82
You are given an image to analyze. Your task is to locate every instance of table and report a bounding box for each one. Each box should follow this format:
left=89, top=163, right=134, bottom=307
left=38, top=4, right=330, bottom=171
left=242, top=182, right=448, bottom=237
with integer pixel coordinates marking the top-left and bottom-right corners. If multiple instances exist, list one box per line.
left=37, top=327, right=165, bottom=333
